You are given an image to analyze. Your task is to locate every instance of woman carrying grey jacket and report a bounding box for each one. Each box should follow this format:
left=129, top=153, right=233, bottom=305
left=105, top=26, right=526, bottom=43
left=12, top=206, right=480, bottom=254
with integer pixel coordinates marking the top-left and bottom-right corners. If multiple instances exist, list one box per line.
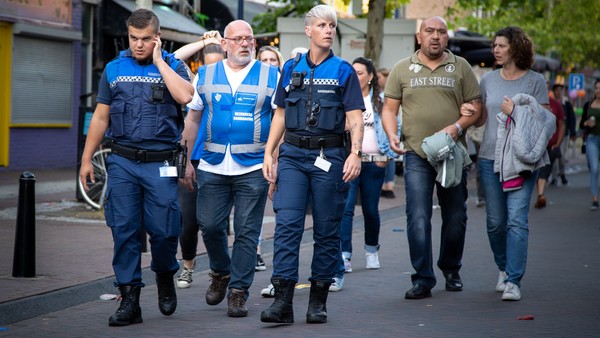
left=470, top=26, right=550, bottom=302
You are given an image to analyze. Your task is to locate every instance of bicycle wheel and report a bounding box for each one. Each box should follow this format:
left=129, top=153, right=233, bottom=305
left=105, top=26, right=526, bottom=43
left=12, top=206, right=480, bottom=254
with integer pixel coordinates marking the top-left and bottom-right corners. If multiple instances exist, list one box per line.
left=78, top=148, right=111, bottom=210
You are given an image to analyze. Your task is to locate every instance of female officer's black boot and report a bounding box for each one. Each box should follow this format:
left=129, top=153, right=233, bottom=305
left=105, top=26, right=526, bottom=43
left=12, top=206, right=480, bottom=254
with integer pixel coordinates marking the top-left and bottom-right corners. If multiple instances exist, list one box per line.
left=261, top=277, right=296, bottom=323
left=306, top=280, right=331, bottom=324
left=108, top=285, right=143, bottom=326
left=156, top=272, right=177, bottom=316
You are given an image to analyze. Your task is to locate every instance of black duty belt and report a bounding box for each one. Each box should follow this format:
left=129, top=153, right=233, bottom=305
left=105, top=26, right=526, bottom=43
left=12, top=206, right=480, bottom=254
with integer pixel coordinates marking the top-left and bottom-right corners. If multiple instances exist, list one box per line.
left=110, top=142, right=177, bottom=162
left=284, top=132, right=344, bottom=149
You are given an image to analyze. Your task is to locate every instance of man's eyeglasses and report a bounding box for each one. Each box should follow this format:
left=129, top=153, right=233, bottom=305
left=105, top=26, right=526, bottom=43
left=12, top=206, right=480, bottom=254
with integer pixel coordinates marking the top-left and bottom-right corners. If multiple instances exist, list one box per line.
left=224, top=36, right=255, bottom=45
left=308, top=102, right=320, bottom=127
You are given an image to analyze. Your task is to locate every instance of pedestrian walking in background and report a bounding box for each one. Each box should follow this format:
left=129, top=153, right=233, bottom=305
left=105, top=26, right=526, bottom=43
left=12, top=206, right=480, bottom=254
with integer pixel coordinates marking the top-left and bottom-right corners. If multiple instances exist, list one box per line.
left=475, top=26, right=552, bottom=301
left=180, top=19, right=279, bottom=317
left=260, top=4, right=364, bottom=324
left=79, top=8, right=193, bottom=326
left=533, top=96, right=565, bottom=208
left=339, top=57, right=398, bottom=274
left=381, top=16, right=482, bottom=300
left=551, top=80, right=577, bottom=186
left=254, top=44, right=284, bottom=273
left=173, top=31, right=225, bottom=289
left=580, top=78, right=600, bottom=211
left=467, top=124, right=486, bottom=207
left=257, top=45, right=284, bottom=70
left=378, top=67, right=398, bottom=200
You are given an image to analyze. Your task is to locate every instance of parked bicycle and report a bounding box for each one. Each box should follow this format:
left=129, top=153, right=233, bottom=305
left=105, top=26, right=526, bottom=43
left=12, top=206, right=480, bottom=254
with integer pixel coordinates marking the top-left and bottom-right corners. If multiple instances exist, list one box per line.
left=78, top=141, right=111, bottom=210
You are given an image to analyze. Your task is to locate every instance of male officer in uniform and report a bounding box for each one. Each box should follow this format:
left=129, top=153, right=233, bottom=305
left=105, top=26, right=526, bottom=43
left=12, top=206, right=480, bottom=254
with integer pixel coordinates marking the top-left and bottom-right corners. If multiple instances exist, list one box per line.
left=80, top=9, right=193, bottom=326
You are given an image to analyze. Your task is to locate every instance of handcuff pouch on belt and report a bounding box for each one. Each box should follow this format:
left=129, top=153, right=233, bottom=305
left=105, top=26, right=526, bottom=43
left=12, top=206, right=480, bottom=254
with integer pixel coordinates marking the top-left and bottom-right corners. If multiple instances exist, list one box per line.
left=343, top=131, right=351, bottom=157
left=175, top=141, right=187, bottom=179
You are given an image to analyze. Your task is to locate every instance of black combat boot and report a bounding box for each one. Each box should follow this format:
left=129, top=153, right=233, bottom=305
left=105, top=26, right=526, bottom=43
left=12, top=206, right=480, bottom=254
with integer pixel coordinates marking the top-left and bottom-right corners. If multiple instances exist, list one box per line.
left=156, top=272, right=177, bottom=316
left=306, top=280, right=331, bottom=324
left=108, top=285, right=143, bottom=326
left=260, top=277, right=296, bottom=323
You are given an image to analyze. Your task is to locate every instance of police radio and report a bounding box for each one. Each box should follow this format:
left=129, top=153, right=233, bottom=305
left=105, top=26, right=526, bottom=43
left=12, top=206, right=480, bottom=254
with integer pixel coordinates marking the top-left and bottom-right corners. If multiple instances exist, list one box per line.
left=151, top=81, right=166, bottom=103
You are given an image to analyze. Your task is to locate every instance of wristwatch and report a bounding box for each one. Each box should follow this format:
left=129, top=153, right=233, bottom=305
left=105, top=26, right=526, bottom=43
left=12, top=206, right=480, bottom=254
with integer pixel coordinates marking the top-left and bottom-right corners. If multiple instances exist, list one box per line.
left=454, top=122, right=463, bottom=136
left=351, top=149, right=362, bottom=158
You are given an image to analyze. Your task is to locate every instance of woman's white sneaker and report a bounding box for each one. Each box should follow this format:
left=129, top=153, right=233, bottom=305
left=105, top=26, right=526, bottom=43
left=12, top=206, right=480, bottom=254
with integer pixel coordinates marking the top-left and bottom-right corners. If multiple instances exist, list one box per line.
left=261, top=284, right=275, bottom=297
left=496, top=271, right=508, bottom=292
left=344, top=258, right=352, bottom=273
left=329, top=276, right=344, bottom=292
left=365, top=252, right=380, bottom=269
left=501, top=282, right=521, bottom=301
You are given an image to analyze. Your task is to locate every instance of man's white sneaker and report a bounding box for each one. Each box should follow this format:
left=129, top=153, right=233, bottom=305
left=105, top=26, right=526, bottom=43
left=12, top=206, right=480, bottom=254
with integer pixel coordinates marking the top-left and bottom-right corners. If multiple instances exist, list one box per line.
left=344, top=258, right=352, bottom=273
left=502, top=282, right=521, bottom=301
left=496, top=271, right=508, bottom=292
left=176, top=267, right=193, bottom=289
left=329, top=276, right=344, bottom=292
left=261, top=283, right=275, bottom=297
left=365, top=252, right=380, bottom=269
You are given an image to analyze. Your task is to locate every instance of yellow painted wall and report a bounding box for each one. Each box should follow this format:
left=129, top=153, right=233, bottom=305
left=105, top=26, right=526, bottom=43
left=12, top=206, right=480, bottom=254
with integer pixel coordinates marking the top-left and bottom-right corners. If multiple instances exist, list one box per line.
left=0, top=22, right=11, bottom=167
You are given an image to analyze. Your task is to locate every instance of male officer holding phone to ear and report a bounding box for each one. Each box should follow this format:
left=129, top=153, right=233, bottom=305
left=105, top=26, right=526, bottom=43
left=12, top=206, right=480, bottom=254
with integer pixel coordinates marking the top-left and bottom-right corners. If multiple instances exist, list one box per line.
left=79, top=8, right=193, bottom=326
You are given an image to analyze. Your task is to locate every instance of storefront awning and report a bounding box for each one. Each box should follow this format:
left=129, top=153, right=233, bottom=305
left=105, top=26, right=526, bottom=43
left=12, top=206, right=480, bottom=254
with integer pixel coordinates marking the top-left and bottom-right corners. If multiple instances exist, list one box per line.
left=113, top=0, right=206, bottom=43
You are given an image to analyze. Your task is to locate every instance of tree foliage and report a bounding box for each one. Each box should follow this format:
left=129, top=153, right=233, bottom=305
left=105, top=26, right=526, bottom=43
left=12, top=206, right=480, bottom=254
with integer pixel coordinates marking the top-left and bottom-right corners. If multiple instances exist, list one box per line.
left=447, top=0, right=600, bottom=67
left=252, top=0, right=324, bottom=34
left=252, top=0, right=408, bottom=67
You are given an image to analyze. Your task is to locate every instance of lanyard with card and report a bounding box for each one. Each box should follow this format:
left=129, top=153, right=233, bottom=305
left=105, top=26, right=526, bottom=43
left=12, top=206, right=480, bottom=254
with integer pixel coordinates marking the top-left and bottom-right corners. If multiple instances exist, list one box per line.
left=159, top=160, right=178, bottom=177
left=314, top=147, right=331, bottom=172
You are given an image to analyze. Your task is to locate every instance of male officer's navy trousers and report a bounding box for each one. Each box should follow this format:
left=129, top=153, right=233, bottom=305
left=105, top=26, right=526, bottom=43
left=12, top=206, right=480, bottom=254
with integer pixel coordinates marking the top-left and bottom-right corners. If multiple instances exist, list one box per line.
left=104, top=154, right=181, bottom=286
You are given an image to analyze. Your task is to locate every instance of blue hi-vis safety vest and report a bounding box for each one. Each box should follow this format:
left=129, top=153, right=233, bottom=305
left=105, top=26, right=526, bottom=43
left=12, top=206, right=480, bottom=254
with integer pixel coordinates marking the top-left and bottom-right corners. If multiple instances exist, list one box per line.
left=104, top=49, right=186, bottom=151
left=193, top=60, right=278, bottom=166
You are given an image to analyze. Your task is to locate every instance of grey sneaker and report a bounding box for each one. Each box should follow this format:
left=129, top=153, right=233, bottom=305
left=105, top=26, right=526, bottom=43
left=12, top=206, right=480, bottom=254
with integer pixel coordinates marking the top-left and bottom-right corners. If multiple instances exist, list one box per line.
left=176, top=267, right=193, bottom=289
left=496, top=271, right=508, bottom=292
left=502, top=282, right=521, bottom=301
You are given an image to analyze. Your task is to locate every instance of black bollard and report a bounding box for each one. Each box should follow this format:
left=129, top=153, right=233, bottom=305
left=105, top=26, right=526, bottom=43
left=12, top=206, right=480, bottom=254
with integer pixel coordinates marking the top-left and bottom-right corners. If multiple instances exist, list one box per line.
left=12, top=171, right=36, bottom=278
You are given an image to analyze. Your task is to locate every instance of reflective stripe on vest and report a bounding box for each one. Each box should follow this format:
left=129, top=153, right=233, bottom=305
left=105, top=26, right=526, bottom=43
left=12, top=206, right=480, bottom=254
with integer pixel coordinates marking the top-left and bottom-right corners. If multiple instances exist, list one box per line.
left=200, top=61, right=274, bottom=154
left=204, top=142, right=267, bottom=154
